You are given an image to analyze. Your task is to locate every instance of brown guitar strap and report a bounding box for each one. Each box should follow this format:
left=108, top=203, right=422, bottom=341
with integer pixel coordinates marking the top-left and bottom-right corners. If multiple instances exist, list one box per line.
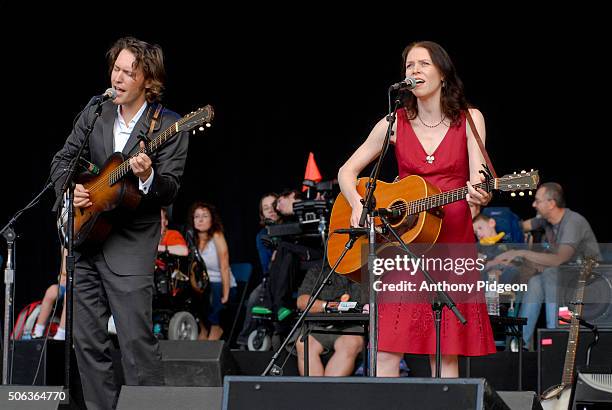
left=465, top=109, right=497, bottom=178
left=147, top=104, right=163, bottom=138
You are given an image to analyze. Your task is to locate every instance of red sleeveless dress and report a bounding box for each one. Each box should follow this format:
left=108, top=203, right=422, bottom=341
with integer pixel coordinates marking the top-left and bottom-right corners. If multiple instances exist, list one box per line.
left=376, top=109, right=496, bottom=356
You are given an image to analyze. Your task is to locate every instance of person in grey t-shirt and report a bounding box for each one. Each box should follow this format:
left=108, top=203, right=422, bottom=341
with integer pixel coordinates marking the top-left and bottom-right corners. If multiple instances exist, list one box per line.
left=490, top=182, right=600, bottom=347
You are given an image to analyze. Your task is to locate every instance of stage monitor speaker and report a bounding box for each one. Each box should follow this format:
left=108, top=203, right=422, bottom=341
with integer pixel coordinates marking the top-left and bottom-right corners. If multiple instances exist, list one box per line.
left=557, top=263, right=612, bottom=327
left=116, top=386, right=222, bottom=410
left=160, top=340, right=238, bottom=387
left=404, top=352, right=539, bottom=392
left=0, top=386, right=63, bottom=410
left=572, top=369, right=612, bottom=409
left=222, top=376, right=509, bottom=410
left=537, top=328, right=612, bottom=394
left=9, top=339, right=64, bottom=385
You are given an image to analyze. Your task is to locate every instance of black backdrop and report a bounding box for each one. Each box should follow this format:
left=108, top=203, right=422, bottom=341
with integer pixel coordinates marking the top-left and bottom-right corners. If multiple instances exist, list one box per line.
left=0, top=11, right=608, bottom=314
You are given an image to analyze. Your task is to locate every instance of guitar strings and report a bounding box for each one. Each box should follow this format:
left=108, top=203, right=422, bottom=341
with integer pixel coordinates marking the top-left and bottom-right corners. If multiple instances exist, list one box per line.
left=83, top=114, right=191, bottom=194
left=385, top=182, right=490, bottom=215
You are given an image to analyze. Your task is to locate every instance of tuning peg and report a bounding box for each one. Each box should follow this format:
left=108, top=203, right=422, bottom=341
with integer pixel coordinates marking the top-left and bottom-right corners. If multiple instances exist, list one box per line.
left=513, top=171, right=517, bottom=174
left=528, top=191, right=533, bottom=196
left=519, top=192, right=525, bottom=197
left=511, top=192, right=516, bottom=197
left=192, top=130, right=196, bottom=135
left=521, top=170, right=526, bottom=174
left=530, top=169, right=534, bottom=172
left=199, top=126, right=205, bottom=131
left=205, top=123, right=212, bottom=128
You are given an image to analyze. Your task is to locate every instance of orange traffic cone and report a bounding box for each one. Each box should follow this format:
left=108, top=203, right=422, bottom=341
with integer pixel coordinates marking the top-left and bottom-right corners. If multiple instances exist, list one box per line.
left=302, top=152, right=322, bottom=193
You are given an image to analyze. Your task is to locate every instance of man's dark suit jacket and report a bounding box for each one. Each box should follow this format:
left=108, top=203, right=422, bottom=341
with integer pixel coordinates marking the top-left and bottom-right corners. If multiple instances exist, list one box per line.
left=51, top=100, right=189, bottom=276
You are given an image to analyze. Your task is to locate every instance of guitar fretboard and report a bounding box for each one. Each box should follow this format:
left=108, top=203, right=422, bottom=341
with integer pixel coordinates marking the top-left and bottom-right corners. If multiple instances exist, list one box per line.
left=108, top=123, right=180, bottom=185
left=561, top=271, right=589, bottom=386
left=405, top=180, right=493, bottom=215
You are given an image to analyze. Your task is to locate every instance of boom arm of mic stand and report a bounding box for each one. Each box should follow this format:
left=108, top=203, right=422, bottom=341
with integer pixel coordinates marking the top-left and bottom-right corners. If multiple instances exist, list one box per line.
left=2, top=180, right=56, bottom=384
left=261, top=234, right=360, bottom=376
left=357, top=97, right=403, bottom=229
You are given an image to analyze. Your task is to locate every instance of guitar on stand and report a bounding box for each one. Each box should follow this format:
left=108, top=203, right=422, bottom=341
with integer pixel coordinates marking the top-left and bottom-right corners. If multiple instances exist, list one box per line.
left=540, top=257, right=598, bottom=410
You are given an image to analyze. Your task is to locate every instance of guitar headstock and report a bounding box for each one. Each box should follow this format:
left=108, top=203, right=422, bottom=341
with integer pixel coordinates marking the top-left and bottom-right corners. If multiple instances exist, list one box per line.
left=495, top=169, right=540, bottom=197
left=580, top=256, right=598, bottom=279
left=178, top=105, right=215, bottom=133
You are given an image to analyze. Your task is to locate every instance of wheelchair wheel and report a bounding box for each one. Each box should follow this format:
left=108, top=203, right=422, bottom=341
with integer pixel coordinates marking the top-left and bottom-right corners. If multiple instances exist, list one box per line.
left=247, top=328, right=271, bottom=351
left=168, top=311, right=198, bottom=340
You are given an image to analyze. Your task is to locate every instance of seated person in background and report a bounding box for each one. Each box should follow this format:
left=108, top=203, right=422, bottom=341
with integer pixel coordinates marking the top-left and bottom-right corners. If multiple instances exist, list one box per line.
left=237, top=193, right=281, bottom=348
left=33, top=248, right=67, bottom=340
left=275, top=189, right=302, bottom=219
left=473, top=213, right=522, bottom=284
left=269, top=188, right=322, bottom=321
left=490, top=182, right=601, bottom=347
left=158, top=207, right=188, bottom=256
left=256, top=193, right=281, bottom=273
left=188, top=201, right=237, bottom=340
left=294, top=265, right=364, bottom=376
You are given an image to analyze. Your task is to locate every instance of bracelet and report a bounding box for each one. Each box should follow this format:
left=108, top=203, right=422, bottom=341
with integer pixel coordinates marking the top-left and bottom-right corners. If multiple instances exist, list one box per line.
left=321, top=301, right=328, bottom=312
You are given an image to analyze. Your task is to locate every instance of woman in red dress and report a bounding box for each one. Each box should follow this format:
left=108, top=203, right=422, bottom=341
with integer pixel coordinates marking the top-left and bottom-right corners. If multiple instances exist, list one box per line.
left=338, top=41, right=496, bottom=377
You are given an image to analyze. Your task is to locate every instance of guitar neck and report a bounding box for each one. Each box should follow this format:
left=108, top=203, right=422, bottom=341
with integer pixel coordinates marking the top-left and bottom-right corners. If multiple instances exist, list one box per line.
left=560, top=275, right=588, bottom=386
left=108, top=124, right=178, bottom=185
left=407, top=180, right=492, bottom=214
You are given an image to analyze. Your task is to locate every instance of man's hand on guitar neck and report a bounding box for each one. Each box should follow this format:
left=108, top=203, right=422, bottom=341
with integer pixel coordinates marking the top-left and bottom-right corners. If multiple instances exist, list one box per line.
left=74, top=184, right=92, bottom=208
left=129, top=141, right=153, bottom=183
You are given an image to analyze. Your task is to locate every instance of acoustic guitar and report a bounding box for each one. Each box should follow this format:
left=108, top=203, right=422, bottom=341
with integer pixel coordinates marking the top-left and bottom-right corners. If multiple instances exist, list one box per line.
left=326, top=170, right=539, bottom=281
left=64, top=105, right=214, bottom=248
left=540, top=258, right=597, bottom=410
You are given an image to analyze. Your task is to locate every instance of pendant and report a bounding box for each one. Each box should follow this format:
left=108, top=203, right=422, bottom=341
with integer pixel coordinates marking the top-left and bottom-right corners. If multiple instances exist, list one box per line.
left=425, top=154, right=435, bottom=164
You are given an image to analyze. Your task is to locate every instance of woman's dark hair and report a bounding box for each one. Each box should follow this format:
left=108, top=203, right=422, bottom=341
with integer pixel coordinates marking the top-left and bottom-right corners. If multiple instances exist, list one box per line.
left=401, top=41, right=469, bottom=126
left=188, top=201, right=224, bottom=236
left=107, top=36, right=166, bottom=103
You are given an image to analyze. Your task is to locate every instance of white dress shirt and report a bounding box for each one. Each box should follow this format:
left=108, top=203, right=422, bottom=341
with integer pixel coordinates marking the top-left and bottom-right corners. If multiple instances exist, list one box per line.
left=114, top=102, right=154, bottom=193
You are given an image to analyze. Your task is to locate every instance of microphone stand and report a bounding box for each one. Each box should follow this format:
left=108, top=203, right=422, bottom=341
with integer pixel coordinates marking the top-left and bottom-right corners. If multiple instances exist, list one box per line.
left=53, top=99, right=105, bottom=401
left=1, top=177, right=57, bottom=384
left=377, top=214, right=466, bottom=378
left=356, top=86, right=405, bottom=376
left=261, top=232, right=360, bottom=376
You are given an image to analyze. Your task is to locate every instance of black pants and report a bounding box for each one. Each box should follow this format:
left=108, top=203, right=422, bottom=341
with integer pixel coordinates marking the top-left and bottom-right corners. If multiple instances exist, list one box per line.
left=73, top=252, right=163, bottom=410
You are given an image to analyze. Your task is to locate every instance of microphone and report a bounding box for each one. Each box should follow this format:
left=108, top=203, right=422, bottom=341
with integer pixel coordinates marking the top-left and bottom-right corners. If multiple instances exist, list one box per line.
left=90, top=88, right=117, bottom=105
left=390, top=77, right=423, bottom=91
left=333, top=227, right=369, bottom=236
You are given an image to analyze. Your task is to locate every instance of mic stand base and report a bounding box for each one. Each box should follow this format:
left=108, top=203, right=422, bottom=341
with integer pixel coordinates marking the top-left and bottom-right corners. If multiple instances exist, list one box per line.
left=433, top=300, right=443, bottom=378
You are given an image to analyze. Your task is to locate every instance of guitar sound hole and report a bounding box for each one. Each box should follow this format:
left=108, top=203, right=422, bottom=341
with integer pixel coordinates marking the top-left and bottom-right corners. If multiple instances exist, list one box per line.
left=387, top=200, right=413, bottom=227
